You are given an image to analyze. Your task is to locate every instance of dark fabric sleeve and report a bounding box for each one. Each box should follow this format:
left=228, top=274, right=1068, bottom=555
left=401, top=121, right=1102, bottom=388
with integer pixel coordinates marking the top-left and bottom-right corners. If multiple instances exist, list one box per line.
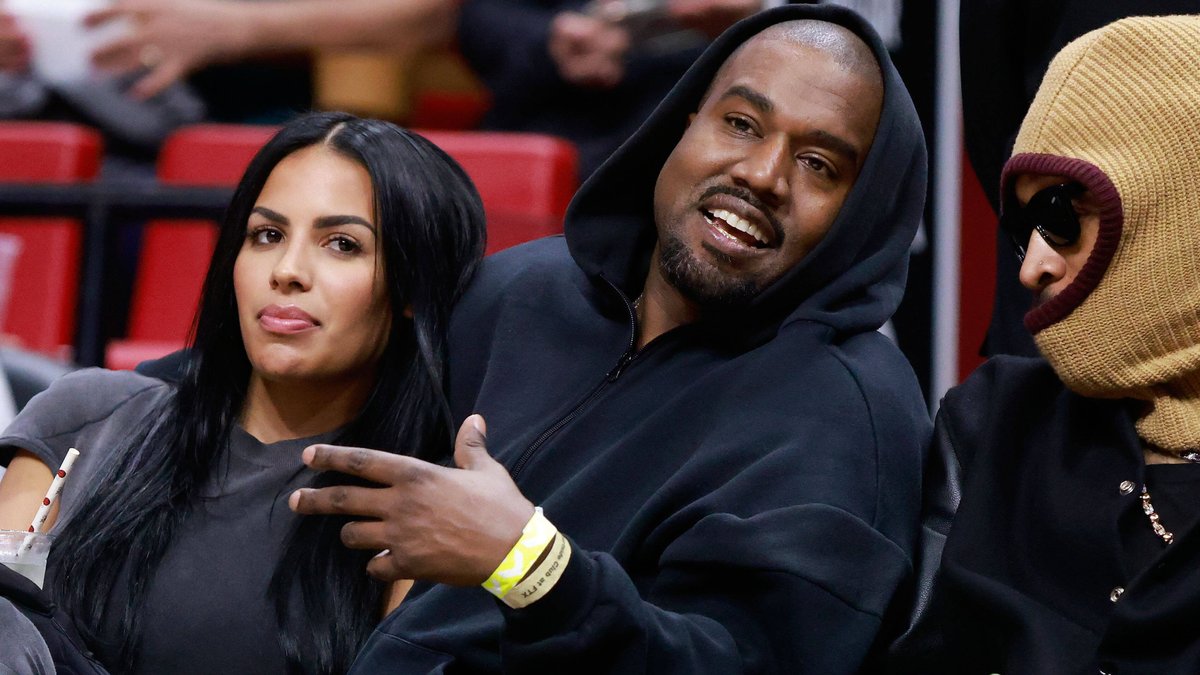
left=458, top=0, right=570, bottom=106
left=0, top=369, right=161, bottom=469
left=498, top=505, right=912, bottom=674
left=883, top=410, right=963, bottom=673
left=0, top=595, right=54, bottom=675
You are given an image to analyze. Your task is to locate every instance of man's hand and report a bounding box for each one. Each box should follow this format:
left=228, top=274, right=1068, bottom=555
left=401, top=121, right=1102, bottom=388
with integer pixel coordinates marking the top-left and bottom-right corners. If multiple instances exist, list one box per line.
left=666, top=0, right=763, bottom=39
left=85, top=0, right=248, bottom=99
left=548, top=12, right=630, bottom=89
left=289, top=415, right=536, bottom=585
left=0, top=13, right=30, bottom=72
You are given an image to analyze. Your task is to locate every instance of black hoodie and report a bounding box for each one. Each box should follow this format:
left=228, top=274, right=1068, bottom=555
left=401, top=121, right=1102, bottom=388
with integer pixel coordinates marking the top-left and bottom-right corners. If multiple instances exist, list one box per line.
left=349, top=5, right=930, bottom=673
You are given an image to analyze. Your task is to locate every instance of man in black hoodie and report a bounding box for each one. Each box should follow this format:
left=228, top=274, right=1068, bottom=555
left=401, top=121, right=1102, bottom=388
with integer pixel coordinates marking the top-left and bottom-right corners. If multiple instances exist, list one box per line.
left=290, top=5, right=930, bottom=672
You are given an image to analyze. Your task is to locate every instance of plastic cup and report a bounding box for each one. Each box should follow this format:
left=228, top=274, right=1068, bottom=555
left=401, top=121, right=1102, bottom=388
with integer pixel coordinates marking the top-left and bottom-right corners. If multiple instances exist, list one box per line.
left=0, top=530, right=53, bottom=588
left=5, top=0, right=130, bottom=86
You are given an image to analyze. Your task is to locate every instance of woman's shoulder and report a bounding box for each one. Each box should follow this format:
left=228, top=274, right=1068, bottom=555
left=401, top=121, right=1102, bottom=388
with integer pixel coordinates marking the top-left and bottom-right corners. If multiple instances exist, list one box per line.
left=3, top=368, right=170, bottom=445
left=39, top=367, right=168, bottom=411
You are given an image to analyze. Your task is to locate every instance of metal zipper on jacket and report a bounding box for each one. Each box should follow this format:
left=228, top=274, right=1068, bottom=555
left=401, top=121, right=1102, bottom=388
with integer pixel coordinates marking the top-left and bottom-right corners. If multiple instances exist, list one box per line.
left=510, top=279, right=639, bottom=480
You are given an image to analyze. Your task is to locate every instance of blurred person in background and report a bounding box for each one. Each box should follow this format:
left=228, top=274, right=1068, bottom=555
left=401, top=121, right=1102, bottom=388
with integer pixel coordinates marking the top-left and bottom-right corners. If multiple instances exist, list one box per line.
left=460, top=0, right=774, bottom=179
left=0, top=112, right=484, bottom=675
left=0, top=0, right=460, bottom=161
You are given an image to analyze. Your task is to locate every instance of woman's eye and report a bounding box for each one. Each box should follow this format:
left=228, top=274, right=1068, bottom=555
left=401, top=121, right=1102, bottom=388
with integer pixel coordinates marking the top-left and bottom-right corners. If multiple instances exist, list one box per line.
left=329, top=236, right=361, bottom=254
left=248, top=226, right=282, bottom=245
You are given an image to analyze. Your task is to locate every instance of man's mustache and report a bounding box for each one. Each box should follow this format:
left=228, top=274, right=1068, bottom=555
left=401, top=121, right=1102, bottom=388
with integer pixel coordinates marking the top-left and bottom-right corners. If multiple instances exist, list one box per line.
left=697, top=185, right=784, bottom=244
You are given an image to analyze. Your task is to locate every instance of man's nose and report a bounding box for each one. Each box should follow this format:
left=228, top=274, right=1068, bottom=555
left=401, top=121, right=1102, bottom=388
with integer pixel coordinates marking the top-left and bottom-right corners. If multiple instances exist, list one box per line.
left=1017, top=230, right=1067, bottom=292
left=270, top=243, right=313, bottom=291
left=730, top=135, right=789, bottom=207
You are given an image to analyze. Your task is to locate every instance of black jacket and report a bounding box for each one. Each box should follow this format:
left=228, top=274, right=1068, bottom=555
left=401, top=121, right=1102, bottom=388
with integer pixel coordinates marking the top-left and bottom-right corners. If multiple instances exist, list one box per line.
left=349, top=5, right=929, bottom=674
left=898, top=356, right=1200, bottom=674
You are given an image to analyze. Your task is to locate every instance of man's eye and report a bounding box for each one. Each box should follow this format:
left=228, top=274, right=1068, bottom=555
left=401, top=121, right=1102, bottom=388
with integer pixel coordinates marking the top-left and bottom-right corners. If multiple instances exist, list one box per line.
left=726, top=115, right=754, bottom=133
left=799, top=156, right=831, bottom=175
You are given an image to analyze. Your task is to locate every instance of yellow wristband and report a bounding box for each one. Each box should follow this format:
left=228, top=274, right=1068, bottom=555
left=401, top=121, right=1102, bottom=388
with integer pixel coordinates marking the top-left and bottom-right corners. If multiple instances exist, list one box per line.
left=502, top=531, right=572, bottom=609
left=482, top=507, right=557, bottom=599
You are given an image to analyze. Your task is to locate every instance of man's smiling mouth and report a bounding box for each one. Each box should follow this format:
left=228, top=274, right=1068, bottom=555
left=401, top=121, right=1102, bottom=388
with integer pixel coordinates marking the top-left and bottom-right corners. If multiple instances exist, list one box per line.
left=702, top=207, right=771, bottom=248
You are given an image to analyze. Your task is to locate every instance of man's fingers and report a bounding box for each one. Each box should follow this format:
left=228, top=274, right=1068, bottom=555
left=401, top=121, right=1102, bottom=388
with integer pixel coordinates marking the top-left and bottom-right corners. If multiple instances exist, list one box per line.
left=288, top=484, right=387, bottom=518
left=340, top=520, right=392, bottom=550
left=366, top=547, right=407, bottom=582
left=302, top=443, right=424, bottom=484
left=453, top=414, right=499, bottom=471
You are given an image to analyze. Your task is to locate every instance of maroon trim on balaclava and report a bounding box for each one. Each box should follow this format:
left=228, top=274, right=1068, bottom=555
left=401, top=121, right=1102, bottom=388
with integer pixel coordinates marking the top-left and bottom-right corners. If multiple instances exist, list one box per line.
left=999, top=153, right=1124, bottom=334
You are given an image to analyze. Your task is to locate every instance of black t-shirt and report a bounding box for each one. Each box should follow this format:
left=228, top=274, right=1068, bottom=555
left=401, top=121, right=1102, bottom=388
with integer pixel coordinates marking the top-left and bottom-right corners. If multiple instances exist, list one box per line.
left=0, top=369, right=335, bottom=674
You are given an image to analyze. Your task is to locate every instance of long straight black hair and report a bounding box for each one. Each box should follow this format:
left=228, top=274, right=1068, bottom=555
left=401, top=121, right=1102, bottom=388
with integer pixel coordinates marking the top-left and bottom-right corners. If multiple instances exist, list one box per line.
left=48, top=112, right=486, bottom=674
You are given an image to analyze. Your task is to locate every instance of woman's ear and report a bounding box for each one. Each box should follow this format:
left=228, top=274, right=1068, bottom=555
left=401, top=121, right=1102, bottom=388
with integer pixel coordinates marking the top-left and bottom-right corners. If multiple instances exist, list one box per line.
left=403, top=304, right=414, bottom=319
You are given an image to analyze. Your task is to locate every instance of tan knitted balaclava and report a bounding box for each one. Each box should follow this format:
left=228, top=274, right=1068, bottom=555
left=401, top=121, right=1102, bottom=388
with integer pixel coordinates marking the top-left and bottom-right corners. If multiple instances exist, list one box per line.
left=1001, top=16, right=1200, bottom=451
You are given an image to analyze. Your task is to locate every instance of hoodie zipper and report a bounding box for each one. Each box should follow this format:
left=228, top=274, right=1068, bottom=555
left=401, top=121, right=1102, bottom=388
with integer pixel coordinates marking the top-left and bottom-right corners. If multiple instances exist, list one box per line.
left=510, top=281, right=639, bottom=480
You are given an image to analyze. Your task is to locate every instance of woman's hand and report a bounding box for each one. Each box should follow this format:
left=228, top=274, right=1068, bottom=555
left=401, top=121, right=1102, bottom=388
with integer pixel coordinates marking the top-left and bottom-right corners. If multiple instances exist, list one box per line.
left=289, top=415, right=536, bottom=585
left=0, top=13, right=30, bottom=72
left=86, top=0, right=250, bottom=99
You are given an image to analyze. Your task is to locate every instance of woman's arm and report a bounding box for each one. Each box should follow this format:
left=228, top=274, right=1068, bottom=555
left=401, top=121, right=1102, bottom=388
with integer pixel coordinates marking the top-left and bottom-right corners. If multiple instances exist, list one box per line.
left=89, top=0, right=459, bottom=98
left=0, top=450, right=54, bottom=531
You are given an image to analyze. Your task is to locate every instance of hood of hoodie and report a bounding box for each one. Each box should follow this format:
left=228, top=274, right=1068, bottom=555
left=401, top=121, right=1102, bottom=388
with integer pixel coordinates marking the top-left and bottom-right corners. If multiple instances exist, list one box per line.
left=563, top=4, right=926, bottom=346
left=1001, top=15, right=1200, bottom=451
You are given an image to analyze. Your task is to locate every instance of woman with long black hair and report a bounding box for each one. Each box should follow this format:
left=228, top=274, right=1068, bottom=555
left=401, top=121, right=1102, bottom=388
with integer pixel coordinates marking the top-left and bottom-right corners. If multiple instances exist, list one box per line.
left=0, top=111, right=486, bottom=674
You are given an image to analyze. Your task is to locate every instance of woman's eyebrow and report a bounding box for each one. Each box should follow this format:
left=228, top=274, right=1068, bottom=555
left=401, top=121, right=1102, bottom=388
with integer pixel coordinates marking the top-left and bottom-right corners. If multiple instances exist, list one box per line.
left=314, top=215, right=377, bottom=235
left=251, top=205, right=288, bottom=223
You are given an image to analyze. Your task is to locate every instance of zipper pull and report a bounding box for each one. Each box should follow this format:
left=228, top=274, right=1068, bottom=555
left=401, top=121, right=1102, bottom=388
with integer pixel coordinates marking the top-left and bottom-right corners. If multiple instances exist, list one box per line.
left=607, top=351, right=635, bottom=382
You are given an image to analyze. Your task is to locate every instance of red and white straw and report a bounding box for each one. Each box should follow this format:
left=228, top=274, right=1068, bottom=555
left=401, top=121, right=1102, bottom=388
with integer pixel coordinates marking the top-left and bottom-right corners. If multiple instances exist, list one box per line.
left=18, top=447, right=80, bottom=555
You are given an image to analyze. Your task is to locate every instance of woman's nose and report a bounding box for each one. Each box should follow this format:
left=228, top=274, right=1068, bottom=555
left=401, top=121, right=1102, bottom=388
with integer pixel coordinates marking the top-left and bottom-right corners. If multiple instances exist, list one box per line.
left=270, top=243, right=313, bottom=291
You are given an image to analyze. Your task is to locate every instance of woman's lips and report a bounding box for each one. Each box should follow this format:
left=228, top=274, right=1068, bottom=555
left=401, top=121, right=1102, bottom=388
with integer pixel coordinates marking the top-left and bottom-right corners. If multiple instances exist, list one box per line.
left=258, top=304, right=319, bottom=334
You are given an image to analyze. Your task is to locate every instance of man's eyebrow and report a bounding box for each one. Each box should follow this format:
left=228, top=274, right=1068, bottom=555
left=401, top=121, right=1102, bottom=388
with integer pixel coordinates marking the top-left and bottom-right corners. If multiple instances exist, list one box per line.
left=716, top=86, right=862, bottom=167
left=805, top=129, right=860, bottom=167
left=718, top=85, right=773, bottom=115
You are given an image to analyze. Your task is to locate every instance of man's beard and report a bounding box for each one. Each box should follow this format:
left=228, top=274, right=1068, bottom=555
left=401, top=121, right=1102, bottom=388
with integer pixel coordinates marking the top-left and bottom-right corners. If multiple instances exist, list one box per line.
left=658, top=232, right=759, bottom=309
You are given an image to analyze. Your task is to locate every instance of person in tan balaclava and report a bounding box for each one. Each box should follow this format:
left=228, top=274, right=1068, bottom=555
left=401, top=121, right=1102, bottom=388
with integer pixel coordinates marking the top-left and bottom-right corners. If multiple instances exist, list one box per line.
left=890, top=15, right=1200, bottom=674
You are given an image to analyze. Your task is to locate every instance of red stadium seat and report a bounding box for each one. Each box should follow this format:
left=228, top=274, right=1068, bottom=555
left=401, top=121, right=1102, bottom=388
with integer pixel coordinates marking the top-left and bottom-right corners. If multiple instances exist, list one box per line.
left=106, top=125, right=276, bottom=370
left=106, top=125, right=579, bottom=369
left=0, top=122, right=102, bottom=356
left=420, top=130, right=578, bottom=255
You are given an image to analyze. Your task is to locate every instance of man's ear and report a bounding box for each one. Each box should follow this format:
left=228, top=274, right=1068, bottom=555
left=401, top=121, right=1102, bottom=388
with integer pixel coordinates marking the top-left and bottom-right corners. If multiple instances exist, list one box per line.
left=403, top=305, right=414, bottom=319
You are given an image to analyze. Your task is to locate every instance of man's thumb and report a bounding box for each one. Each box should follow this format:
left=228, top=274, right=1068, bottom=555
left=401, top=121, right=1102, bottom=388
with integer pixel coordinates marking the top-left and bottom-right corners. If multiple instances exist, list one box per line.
left=454, top=414, right=491, bottom=470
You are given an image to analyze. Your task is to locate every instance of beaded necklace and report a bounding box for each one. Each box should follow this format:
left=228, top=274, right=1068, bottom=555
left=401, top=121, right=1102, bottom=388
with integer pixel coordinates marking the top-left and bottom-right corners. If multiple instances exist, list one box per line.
left=1140, top=446, right=1200, bottom=545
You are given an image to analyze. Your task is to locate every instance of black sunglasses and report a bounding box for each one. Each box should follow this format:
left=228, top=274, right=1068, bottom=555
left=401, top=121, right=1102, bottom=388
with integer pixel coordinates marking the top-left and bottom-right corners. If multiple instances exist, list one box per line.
left=1000, top=182, right=1085, bottom=262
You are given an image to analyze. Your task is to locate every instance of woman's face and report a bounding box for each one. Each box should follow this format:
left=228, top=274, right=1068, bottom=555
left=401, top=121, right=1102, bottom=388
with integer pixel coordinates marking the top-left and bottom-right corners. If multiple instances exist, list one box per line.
left=234, top=144, right=392, bottom=385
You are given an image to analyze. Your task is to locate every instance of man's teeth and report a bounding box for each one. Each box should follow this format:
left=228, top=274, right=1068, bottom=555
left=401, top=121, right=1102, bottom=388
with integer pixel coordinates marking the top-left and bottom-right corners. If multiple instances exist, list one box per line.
left=709, top=208, right=768, bottom=245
